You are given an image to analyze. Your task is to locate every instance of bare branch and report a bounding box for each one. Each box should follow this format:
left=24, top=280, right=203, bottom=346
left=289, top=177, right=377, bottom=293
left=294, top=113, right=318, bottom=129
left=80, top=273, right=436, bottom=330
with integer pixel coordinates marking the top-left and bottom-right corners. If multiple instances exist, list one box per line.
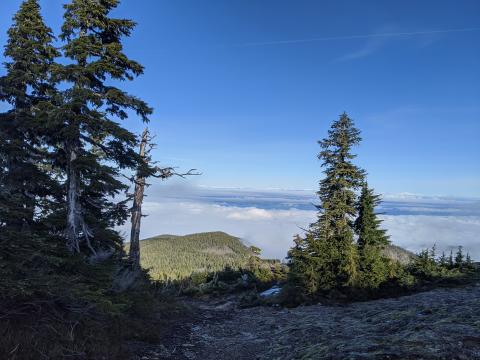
left=150, top=167, right=201, bottom=179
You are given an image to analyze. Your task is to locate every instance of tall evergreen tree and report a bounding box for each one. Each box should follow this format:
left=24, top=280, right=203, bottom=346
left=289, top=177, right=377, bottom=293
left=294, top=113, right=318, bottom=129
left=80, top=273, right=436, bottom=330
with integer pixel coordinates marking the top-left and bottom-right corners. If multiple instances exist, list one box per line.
left=306, top=113, right=365, bottom=290
left=354, top=183, right=391, bottom=288
left=354, top=183, right=389, bottom=249
left=439, top=251, right=447, bottom=267
left=455, top=246, right=465, bottom=268
left=286, top=235, right=311, bottom=290
left=448, top=249, right=455, bottom=269
left=53, top=0, right=152, bottom=253
left=0, top=0, right=60, bottom=233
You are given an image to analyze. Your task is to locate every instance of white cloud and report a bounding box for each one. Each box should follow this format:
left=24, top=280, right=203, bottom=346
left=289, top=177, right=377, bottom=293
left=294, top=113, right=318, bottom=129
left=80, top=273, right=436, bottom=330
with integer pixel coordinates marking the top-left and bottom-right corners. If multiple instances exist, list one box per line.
left=120, top=200, right=315, bottom=259
left=381, top=215, right=480, bottom=258
left=120, top=199, right=480, bottom=261
left=227, top=208, right=273, bottom=220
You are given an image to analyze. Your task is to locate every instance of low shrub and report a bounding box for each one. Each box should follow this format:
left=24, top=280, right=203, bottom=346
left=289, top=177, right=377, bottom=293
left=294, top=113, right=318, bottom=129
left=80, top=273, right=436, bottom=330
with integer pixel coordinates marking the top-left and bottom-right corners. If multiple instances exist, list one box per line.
left=0, top=233, right=179, bottom=359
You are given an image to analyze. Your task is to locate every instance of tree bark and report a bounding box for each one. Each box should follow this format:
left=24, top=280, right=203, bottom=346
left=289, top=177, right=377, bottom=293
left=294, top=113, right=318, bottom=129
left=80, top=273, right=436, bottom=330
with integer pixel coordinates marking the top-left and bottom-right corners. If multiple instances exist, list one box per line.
left=66, top=141, right=80, bottom=253
left=128, top=128, right=148, bottom=269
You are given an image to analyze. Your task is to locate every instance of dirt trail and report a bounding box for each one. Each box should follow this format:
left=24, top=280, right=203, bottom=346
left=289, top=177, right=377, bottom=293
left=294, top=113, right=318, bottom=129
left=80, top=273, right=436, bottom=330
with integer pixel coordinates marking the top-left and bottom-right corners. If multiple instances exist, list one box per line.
left=135, top=283, right=480, bottom=359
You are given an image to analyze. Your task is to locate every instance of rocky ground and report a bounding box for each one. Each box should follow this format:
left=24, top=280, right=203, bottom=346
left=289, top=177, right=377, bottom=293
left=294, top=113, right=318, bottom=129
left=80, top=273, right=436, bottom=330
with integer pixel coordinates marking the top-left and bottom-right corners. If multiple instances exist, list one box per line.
left=133, top=283, right=480, bottom=359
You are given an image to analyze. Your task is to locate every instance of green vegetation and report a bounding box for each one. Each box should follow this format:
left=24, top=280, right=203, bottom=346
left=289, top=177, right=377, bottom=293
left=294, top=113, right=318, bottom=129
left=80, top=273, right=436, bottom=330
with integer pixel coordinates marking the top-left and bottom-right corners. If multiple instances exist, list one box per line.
left=0, top=1, right=172, bottom=358
left=0, top=1, right=476, bottom=358
left=354, top=183, right=392, bottom=289
left=129, top=231, right=252, bottom=280
left=0, top=233, right=178, bottom=358
left=126, top=231, right=287, bottom=298
left=178, top=242, right=287, bottom=299
left=283, top=114, right=477, bottom=305
left=407, top=245, right=476, bottom=281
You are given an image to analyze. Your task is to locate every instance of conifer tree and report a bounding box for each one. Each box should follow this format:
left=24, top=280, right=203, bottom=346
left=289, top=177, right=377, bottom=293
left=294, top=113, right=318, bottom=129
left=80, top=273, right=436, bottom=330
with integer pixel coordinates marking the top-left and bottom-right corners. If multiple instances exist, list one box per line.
left=465, top=253, right=474, bottom=271
left=284, top=234, right=318, bottom=301
left=439, top=251, right=447, bottom=267
left=53, top=0, right=152, bottom=253
left=286, top=235, right=309, bottom=289
left=448, top=249, right=455, bottom=269
left=0, top=0, right=60, bottom=233
left=455, top=246, right=465, bottom=268
left=354, top=183, right=390, bottom=249
left=354, top=183, right=391, bottom=288
left=306, top=113, right=365, bottom=290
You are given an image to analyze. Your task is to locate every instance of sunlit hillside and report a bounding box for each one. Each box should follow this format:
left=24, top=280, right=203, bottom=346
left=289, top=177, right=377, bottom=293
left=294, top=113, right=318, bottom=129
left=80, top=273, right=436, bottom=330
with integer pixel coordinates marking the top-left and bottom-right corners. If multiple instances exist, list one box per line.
left=128, top=232, right=252, bottom=280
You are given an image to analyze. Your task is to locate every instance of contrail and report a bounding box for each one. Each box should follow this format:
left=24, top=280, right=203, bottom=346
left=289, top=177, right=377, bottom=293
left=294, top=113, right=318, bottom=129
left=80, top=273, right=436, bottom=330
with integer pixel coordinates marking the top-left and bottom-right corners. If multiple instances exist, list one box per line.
left=236, top=27, right=480, bottom=47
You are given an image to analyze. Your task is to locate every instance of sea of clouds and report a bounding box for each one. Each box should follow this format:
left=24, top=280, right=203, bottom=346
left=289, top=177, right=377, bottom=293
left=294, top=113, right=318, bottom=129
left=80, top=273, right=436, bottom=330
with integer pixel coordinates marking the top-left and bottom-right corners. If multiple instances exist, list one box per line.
left=119, top=183, right=480, bottom=260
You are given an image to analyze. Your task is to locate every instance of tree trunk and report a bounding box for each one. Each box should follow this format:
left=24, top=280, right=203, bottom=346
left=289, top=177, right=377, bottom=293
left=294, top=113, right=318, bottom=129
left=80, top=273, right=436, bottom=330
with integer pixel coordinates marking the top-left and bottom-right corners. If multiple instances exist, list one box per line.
left=66, top=142, right=80, bottom=253
left=128, top=128, right=148, bottom=269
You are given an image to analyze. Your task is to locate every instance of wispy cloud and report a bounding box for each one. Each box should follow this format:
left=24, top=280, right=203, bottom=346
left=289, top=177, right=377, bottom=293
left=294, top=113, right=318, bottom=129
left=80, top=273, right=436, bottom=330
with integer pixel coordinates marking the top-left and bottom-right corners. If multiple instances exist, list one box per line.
left=236, top=27, right=480, bottom=47
left=335, top=35, right=387, bottom=61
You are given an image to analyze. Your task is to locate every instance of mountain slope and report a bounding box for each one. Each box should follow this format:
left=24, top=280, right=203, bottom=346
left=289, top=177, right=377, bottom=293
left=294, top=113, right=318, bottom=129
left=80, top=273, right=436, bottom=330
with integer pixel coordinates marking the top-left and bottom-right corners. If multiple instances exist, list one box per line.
left=131, top=232, right=251, bottom=280
left=382, top=244, right=417, bottom=265
left=129, top=231, right=416, bottom=280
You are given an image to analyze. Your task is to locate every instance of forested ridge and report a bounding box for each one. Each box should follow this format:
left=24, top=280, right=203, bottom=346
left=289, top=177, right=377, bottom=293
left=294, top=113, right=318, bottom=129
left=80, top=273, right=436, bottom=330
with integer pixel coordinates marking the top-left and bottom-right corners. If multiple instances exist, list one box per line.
left=126, top=232, right=252, bottom=280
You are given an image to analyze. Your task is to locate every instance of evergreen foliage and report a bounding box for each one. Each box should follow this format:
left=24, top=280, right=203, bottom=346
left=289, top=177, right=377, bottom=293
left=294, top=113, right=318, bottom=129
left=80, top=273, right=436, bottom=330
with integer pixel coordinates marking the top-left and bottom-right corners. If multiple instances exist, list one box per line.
left=408, top=245, right=476, bottom=280
left=0, top=1, right=168, bottom=358
left=0, top=1, right=478, bottom=356
left=354, top=183, right=392, bottom=288
left=128, top=232, right=252, bottom=280
left=285, top=235, right=310, bottom=291
left=127, top=232, right=287, bottom=299
left=52, top=0, right=152, bottom=254
left=455, top=246, right=465, bottom=267
left=288, top=113, right=366, bottom=294
left=354, top=183, right=389, bottom=249
left=284, top=114, right=476, bottom=304
left=0, top=231, right=175, bottom=359
left=0, top=0, right=60, bottom=234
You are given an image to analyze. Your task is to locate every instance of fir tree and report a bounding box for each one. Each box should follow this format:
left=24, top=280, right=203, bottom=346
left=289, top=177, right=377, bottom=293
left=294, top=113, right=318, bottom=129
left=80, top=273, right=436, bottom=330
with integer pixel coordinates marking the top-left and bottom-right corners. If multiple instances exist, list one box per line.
left=354, top=183, right=390, bottom=249
left=439, top=251, right=447, bottom=267
left=0, top=0, right=60, bottom=233
left=465, top=253, right=475, bottom=271
left=448, top=249, right=455, bottom=269
left=455, top=246, right=465, bottom=268
left=354, top=183, right=391, bottom=288
left=429, top=244, right=437, bottom=262
left=286, top=235, right=312, bottom=292
left=284, top=234, right=319, bottom=301
left=53, top=0, right=152, bottom=253
left=306, top=113, right=365, bottom=290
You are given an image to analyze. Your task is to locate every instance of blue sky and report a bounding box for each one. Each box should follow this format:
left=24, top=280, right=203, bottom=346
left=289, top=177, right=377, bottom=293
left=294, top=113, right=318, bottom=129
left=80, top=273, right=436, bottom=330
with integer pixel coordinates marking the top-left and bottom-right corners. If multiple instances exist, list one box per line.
left=1, top=0, right=479, bottom=197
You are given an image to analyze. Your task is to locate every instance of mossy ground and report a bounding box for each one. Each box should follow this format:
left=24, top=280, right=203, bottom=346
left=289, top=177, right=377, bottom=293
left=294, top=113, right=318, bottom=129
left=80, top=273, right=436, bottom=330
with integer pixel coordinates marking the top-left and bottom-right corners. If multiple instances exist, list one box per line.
left=0, top=235, right=183, bottom=360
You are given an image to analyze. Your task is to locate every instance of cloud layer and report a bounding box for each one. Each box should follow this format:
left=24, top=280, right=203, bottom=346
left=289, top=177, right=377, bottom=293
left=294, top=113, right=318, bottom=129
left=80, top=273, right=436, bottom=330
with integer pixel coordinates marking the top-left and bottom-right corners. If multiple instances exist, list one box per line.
left=119, top=186, right=480, bottom=260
